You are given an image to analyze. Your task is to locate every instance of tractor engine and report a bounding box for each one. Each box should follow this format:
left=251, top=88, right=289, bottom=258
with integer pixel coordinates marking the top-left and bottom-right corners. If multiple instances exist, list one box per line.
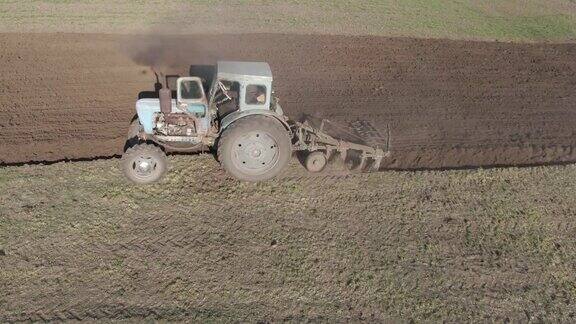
left=154, top=87, right=199, bottom=137
left=155, top=113, right=197, bottom=136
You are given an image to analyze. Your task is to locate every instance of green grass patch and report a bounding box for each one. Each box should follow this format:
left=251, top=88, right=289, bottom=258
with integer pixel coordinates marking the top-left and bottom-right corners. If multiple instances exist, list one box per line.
left=1, top=0, right=576, bottom=41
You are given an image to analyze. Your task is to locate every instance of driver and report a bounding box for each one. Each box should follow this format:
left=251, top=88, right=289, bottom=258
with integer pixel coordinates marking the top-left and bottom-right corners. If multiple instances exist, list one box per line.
left=247, top=85, right=266, bottom=104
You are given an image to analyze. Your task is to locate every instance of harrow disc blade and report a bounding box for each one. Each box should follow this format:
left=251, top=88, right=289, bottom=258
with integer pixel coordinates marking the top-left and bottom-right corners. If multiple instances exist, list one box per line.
left=348, top=119, right=390, bottom=151
left=343, top=151, right=371, bottom=173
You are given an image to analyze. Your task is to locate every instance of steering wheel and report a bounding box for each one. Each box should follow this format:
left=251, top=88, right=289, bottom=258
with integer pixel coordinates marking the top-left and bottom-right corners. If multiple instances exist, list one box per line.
left=218, top=81, right=232, bottom=102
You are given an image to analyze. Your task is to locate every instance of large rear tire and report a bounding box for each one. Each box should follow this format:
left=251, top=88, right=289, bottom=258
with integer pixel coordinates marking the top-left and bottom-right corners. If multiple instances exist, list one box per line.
left=121, top=144, right=168, bottom=184
left=217, top=116, right=292, bottom=182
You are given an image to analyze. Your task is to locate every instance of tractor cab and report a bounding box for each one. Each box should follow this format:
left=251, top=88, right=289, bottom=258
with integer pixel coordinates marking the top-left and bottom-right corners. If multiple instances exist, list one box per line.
left=208, top=61, right=274, bottom=118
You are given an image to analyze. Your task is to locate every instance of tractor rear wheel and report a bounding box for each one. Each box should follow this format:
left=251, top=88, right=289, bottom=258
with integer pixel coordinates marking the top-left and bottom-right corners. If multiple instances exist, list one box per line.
left=218, top=116, right=292, bottom=182
left=121, top=143, right=167, bottom=184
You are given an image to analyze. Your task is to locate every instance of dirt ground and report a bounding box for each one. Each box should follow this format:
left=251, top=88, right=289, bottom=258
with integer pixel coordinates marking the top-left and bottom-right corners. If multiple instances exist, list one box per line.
left=1, top=33, right=576, bottom=170
left=1, top=155, right=576, bottom=322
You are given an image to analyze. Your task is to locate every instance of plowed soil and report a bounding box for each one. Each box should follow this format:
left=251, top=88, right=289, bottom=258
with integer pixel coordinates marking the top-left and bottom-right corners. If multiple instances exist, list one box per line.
left=1, top=33, right=576, bottom=169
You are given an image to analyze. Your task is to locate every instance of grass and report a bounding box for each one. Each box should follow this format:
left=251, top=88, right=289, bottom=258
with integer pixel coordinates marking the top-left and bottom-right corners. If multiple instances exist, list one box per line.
left=1, top=155, right=576, bottom=321
left=1, top=0, right=576, bottom=41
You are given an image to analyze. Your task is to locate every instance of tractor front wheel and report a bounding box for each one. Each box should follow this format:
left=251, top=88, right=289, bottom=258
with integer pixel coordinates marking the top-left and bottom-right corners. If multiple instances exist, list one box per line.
left=218, top=116, right=292, bottom=182
left=121, top=143, right=168, bottom=184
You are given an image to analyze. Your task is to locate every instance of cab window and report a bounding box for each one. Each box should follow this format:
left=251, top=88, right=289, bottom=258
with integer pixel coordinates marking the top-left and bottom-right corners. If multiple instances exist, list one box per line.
left=215, top=80, right=241, bottom=118
left=180, top=80, right=203, bottom=100
left=245, top=85, right=267, bottom=105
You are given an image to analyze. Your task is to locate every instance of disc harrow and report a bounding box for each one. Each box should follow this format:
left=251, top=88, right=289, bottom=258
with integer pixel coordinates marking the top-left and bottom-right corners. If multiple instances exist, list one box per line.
left=291, top=116, right=391, bottom=173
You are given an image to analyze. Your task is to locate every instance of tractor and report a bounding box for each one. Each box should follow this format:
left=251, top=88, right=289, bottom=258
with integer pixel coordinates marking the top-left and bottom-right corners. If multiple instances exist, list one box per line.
left=122, top=61, right=389, bottom=183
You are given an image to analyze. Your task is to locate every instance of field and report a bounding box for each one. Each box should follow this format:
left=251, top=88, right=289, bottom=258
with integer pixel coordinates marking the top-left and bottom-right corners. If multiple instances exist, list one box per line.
left=1, top=33, right=576, bottom=168
left=2, top=156, right=576, bottom=321
left=2, top=0, right=576, bottom=41
left=1, top=0, right=576, bottom=322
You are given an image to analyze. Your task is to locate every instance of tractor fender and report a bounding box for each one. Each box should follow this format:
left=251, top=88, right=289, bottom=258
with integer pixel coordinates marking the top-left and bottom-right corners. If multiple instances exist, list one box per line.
left=220, top=109, right=290, bottom=133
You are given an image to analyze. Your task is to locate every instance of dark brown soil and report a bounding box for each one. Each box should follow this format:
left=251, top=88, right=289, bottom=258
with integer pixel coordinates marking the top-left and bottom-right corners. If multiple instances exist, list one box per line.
left=1, top=33, right=576, bottom=169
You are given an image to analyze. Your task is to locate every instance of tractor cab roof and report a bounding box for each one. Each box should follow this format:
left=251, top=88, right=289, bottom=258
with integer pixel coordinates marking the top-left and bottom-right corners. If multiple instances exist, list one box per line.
left=216, top=61, right=273, bottom=82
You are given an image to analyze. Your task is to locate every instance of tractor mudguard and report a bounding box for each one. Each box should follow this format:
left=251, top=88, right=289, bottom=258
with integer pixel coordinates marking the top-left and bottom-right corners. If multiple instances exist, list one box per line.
left=220, top=109, right=290, bottom=133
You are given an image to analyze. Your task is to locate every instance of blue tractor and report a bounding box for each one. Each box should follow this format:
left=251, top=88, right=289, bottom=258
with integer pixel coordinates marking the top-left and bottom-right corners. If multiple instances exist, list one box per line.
left=122, top=61, right=389, bottom=184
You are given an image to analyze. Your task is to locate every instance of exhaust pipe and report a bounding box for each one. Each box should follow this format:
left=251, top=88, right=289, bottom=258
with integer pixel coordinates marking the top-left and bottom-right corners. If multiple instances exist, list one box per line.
left=159, top=87, right=171, bottom=114
left=153, top=67, right=172, bottom=114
